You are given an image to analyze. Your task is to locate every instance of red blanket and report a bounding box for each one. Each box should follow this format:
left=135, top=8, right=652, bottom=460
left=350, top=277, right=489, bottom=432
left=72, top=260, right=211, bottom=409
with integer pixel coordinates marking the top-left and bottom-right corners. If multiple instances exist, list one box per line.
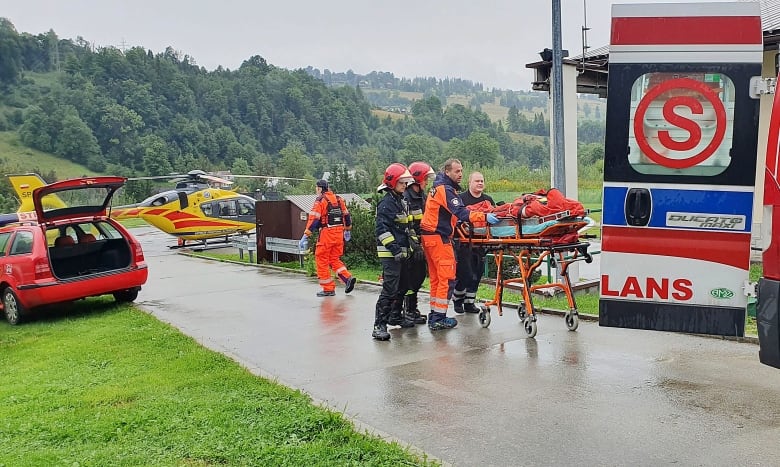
left=466, top=188, right=585, bottom=219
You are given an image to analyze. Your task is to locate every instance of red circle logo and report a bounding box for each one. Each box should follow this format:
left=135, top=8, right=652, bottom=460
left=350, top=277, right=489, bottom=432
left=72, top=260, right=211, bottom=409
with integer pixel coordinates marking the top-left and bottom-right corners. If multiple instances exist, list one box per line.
left=633, top=78, right=727, bottom=169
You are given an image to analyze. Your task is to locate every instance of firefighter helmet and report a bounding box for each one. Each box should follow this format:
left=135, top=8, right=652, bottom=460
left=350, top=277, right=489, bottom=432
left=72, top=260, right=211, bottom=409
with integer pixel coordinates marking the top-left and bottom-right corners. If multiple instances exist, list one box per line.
left=408, top=161, right=435, bottom=185
left=377, top=163, right=414, bottom=192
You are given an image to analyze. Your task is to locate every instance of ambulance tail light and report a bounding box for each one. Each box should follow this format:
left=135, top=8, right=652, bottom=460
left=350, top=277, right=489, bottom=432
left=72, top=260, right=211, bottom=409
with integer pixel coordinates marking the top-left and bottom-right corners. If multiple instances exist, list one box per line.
left=763, top=205, right=780, bottom=281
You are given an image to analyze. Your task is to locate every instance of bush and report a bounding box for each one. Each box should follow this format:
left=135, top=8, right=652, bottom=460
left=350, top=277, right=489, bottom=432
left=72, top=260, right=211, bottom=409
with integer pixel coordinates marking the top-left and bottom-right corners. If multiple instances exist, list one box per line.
left=343, top=200, right=379, bottom=268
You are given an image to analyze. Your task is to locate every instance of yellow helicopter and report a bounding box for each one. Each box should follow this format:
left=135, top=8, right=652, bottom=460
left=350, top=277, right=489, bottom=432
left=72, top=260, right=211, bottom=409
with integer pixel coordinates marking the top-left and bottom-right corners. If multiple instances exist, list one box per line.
left=110, top=170, right=306, bottom=246
left=8, top=171, right=306, bottom=247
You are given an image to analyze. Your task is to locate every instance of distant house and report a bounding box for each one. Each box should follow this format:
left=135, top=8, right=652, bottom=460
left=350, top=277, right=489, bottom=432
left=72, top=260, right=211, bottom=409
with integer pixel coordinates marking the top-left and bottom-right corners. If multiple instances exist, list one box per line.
left=255, top=193, right=370, bottom=262
left=286, top=194, right=371, bottom=237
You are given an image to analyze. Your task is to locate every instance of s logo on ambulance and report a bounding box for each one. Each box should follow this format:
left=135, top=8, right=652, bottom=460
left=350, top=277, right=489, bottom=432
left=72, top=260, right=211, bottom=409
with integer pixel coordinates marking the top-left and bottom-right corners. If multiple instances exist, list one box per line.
left=601, top=275, right=693, bottom=301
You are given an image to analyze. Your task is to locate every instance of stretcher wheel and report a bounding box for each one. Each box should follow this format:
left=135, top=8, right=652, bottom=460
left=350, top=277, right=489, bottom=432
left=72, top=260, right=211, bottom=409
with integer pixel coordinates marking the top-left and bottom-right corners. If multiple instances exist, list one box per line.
left=517, top=304, right=526, bottom=321
left=479, top=307, right=491, bottom=328
left=524, top=318, right=537, bottom=338
left=565, top=312, right=579, bottom=331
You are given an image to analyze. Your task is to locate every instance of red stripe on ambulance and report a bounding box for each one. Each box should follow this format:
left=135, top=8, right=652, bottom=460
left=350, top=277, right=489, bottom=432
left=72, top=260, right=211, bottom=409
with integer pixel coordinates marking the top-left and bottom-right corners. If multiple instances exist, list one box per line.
left=601, top=225, right=750, bottom=270
left=611, top=16, right=762, bottom=46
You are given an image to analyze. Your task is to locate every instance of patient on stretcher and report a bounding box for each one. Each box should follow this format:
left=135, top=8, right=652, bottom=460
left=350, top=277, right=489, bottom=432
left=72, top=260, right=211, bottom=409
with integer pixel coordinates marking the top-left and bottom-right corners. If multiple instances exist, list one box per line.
left=464, top=188, right=591, bottom=242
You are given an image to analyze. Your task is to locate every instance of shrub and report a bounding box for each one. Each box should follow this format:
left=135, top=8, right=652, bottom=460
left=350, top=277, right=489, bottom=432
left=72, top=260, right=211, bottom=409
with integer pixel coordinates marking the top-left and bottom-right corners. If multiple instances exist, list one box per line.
left=343, top=200, right=379, bottom=268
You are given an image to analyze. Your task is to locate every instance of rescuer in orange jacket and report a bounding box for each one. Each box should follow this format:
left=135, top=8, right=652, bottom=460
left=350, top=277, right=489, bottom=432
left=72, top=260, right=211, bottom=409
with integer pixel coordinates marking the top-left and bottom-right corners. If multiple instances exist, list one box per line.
left=300, top=179, right=357, bottom=297
left=419, top=159, right=499, bottom=330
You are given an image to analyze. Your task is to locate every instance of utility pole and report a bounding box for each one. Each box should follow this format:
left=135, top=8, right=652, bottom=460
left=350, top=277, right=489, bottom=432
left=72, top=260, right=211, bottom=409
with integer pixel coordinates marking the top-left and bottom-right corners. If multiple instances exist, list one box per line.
left=551, top=0, right=566, bottom=195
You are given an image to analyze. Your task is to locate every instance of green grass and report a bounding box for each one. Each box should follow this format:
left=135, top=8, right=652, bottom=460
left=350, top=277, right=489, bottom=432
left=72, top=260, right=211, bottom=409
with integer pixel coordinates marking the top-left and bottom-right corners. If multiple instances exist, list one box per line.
left=0, top=298, right=433, bottom=466
left=0, top=131, right=100, bottom=180
left=117, top=218, right=150, bottom=229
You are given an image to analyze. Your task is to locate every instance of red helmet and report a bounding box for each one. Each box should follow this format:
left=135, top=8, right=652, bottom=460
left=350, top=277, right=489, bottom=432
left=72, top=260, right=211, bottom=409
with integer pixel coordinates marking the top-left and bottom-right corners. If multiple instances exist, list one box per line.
left=378, top=163, right=414, bottom=192
left=408, top=161, right=434, bottom=185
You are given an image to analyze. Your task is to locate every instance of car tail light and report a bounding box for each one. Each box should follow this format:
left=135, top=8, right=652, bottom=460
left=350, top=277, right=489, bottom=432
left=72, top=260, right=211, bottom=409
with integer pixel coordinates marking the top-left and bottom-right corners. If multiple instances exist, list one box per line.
left=132, top=242, right=145, bottom=263
left=34, top=257, right=52, bottom=280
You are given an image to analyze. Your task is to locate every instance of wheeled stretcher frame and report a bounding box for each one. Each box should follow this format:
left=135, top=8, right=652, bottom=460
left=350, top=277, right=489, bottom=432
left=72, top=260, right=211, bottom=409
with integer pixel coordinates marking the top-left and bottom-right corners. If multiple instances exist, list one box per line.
left=455, top=212, right=593, bottom=338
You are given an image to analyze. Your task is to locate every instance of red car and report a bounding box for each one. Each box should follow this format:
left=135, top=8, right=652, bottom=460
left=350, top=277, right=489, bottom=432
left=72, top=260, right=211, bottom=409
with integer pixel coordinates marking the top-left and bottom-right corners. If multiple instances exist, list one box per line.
left=0, top=176, right=148, bottom=325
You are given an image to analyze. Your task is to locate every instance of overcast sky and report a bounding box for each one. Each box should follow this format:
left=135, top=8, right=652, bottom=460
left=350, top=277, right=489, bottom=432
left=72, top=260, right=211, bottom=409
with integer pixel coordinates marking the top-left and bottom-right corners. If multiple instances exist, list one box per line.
left=3, top=0, right=727, bottom=90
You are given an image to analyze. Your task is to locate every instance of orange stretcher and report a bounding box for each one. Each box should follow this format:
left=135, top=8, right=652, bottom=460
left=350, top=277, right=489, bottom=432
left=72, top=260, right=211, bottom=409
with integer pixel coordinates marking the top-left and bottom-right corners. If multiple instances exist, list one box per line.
left=455, top=210, right=593, bottom=338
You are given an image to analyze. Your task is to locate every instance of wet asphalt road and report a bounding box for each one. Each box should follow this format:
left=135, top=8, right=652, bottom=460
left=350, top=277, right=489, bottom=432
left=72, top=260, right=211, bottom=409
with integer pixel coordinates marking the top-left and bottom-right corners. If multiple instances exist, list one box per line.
left=133, top=227, right=780, bottom=466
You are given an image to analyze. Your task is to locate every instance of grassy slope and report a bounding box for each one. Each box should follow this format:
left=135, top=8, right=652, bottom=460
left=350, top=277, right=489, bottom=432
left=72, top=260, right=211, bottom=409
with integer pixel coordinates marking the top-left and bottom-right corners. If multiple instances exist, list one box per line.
left=0, top=299, right=432, bottom=466
left=0, top=131, right=99, bottom=180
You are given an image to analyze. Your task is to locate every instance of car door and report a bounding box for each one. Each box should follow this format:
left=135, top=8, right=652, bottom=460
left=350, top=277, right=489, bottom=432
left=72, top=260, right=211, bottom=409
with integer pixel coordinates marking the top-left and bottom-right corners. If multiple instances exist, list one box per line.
left=3, top=230, right=36, bottom=288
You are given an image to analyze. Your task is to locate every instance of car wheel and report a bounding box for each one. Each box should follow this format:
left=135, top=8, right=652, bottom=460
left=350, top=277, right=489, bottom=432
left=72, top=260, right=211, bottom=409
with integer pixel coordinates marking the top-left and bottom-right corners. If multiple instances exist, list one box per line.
left=113, top=288, right=139, bottom=303
left=3, top=288, right=24, bottom=325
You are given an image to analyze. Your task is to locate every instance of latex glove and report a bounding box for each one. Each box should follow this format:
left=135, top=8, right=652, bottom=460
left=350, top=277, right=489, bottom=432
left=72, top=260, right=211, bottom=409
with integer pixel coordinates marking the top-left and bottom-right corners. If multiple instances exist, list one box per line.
left=393, top=249, right=408, bottom=262
left=299, top=235, right=308, bottom=251
left=486, top=213, right=500, bottom=225
left=344, top=230, right=351, bottom=242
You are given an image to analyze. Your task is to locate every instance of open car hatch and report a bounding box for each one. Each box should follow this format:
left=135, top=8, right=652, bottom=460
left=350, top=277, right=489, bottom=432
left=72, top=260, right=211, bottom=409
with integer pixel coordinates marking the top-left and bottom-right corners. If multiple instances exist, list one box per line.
left=33, top=176, right=127, bottom=224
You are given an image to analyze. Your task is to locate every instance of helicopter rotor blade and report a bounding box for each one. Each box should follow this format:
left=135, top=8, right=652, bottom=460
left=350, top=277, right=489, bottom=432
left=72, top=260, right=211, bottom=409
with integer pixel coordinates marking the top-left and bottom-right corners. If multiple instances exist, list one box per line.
left=228, top=175, right=310, bottom=182
left=199, top=174, right=234, bottom=185
left=127, top=175, right=182, bottom=181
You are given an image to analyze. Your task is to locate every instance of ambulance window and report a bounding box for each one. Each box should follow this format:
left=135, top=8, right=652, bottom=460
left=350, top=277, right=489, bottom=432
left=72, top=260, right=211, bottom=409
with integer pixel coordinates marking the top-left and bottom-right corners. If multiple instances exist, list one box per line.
left=628, top=72, right=735, bottom=177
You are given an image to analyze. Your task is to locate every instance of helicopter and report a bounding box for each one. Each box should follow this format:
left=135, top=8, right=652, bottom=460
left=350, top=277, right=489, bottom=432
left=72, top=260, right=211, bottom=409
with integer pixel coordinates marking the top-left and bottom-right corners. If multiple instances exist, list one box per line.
left=110, top=170, right=308, bottom=247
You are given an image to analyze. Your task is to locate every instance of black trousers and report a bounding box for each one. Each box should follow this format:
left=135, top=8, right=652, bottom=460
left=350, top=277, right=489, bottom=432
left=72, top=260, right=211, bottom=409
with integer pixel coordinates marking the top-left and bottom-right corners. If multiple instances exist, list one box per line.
left=453, top=242, right=486, bottom=305
left=375, top=258, right=403, bottom=325
left=402, top=255, right=427, bottom=295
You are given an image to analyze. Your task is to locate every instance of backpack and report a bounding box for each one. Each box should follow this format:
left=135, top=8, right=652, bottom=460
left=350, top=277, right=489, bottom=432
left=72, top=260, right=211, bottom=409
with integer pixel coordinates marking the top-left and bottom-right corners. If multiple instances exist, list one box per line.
left=325, top=196, right=345, bottom=227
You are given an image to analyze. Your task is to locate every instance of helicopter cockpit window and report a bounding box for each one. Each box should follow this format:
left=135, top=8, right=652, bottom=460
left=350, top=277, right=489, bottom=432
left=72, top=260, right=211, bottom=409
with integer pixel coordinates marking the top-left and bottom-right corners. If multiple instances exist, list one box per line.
left=201, top=203, right=213, bottom=217
left=218, top=201, right=237, bottom=217
left=238, top=199, right=254, bottom=216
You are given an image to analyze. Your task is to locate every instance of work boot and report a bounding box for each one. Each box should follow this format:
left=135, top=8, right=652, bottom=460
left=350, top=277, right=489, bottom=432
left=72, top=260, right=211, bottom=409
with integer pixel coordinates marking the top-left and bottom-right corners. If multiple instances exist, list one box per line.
left=405, top=309, right=427, bottom=324
left=453, top=300, right=465, bottom=314
left=388, top=310, right=415, bottom=327
left=463, top=303, right=480, bottom=314
left=345, top=277, right=357, bottom=294
left=428, top=312, right=458, bottom=331
left=316, top=290, right=336, bottom=297
left=372, top=324, right=390, bottom=341
left=404, top=295, right=427, bottom=324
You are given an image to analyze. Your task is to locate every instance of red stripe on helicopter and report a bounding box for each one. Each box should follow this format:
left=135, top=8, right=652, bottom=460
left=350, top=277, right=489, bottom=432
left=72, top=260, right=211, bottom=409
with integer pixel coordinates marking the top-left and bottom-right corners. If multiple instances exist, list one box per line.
left=145, top=208, right=168, bottom=216
left=601, top=226, right=750, bottom=270
left=611, top=16, right=762, bottom=45
left=163, top=211, right=200, bottom=221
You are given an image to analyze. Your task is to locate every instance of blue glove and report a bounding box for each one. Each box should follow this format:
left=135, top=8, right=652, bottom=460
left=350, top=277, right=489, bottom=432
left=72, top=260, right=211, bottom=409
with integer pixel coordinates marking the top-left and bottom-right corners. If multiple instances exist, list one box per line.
left=486, top=213, right=500, bottom=225
left=299, top=235, right=308, bottom=251
left=344, top=231, right=351, bottom=242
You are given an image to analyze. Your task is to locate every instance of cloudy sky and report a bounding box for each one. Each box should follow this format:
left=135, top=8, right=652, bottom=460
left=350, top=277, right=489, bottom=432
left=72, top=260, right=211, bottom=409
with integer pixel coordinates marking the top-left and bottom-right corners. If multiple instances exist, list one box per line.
left=3, top=0, right=725, bottom=90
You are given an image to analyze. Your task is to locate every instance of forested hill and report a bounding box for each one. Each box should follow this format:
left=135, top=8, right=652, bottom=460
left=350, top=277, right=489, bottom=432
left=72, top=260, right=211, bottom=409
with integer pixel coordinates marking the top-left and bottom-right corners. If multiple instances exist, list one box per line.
left=302, top=67, right=485, bottom=94
left=0, top=19, right=604, bottom=201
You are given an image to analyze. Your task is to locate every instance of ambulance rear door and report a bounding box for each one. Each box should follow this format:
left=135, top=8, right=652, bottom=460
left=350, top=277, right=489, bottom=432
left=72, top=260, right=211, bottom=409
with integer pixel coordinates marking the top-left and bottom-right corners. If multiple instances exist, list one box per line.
left=599, top=2, right=763, bottom=336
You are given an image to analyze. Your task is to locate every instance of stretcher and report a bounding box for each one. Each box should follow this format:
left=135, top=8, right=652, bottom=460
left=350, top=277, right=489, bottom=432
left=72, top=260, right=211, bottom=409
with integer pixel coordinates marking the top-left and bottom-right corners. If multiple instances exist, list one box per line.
left=455, top=210, right=594, bottom=338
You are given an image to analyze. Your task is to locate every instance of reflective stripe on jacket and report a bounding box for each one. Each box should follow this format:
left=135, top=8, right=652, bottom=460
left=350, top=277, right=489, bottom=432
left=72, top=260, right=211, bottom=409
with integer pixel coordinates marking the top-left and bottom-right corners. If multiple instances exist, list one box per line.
left=420, top=172, right=486, bottom=238
left=376, top=190, right=410, bottom=258
left=305, top=191, right=352, bottom=233
left=404, top=185, right=425, bottom=236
